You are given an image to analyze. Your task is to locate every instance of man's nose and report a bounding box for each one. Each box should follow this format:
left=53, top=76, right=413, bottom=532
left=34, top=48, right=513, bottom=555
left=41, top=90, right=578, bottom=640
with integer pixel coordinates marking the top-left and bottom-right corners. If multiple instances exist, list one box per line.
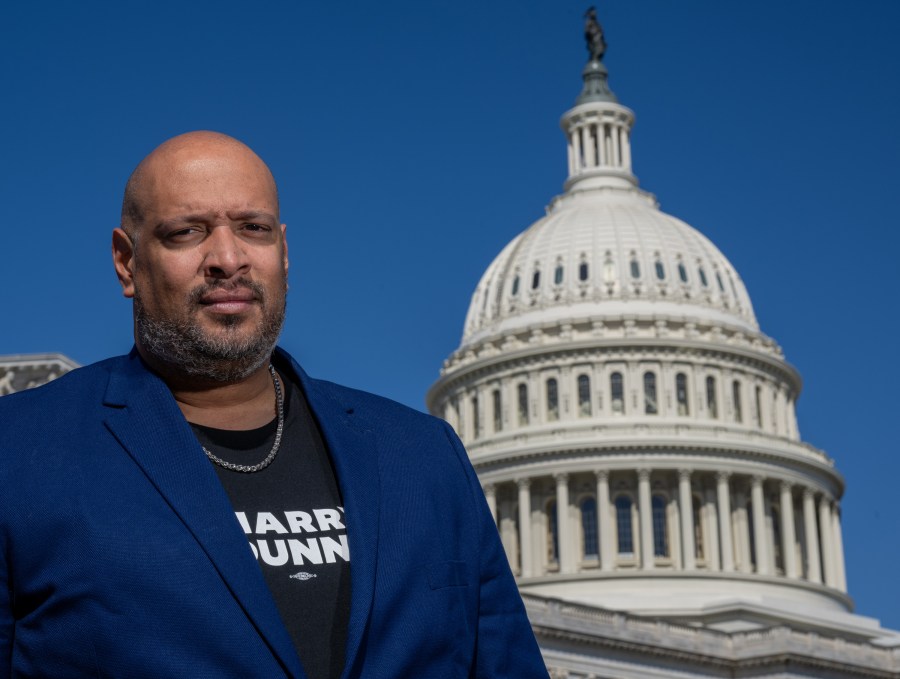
left=202, top=227, right=250, bottom=279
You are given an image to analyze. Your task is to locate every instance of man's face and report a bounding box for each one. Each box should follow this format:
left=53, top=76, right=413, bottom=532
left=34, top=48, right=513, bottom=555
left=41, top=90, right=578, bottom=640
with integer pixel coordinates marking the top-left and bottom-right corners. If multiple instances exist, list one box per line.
left=114, top=141, right=288, bottom=382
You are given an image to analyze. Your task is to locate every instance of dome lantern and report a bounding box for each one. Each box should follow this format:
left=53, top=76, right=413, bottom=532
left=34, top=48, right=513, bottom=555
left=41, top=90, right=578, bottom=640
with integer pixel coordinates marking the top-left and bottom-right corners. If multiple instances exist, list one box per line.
left=563, top=9, right=636, bottom=193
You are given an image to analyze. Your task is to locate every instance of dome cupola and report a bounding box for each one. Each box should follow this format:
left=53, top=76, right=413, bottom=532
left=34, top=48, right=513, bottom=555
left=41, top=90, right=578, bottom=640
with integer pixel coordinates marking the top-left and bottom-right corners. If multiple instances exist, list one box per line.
left=460, top=10, right=758, bottom=351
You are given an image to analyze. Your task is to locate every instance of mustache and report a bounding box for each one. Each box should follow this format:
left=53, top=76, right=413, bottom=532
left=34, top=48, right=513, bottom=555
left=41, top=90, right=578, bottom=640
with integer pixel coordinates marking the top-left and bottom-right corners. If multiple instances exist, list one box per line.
left=187, top=278, right=266, bottom=305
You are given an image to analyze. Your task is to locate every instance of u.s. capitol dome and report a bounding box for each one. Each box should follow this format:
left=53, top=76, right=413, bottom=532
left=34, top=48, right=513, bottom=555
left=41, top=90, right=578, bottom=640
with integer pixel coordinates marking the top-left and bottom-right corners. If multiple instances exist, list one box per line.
left=427, top=14, right=900, bottom=676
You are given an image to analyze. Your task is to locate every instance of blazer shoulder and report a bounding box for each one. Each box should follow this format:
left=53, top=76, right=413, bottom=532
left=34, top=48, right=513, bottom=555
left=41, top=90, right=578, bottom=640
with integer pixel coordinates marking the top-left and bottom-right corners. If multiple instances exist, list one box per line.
left=305, top=375, right=442, bottom=426
left=0, top=355, right=125, bottom=422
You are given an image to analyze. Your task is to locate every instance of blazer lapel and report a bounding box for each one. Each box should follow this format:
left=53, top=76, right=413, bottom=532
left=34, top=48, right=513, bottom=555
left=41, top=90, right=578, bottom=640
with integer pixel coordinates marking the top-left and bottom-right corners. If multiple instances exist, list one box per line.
left=289, top=354, right=380, bottom=679
left=102, top=351, right=306, bottom=679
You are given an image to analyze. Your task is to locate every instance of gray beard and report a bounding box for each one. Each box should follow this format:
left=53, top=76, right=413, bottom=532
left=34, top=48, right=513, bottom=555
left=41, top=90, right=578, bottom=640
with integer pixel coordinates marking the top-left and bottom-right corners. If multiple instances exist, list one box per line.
left=134, top=281, right=285, bottom=383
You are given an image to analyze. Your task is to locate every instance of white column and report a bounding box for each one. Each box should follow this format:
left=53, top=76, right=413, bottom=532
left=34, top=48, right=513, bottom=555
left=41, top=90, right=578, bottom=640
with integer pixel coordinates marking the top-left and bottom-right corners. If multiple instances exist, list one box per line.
left=517, top=479, right=533, bottom=578
left=498, top=500, right=517, bottom=570
left=832, top=502, right=847, bottom=592
left=705, top=487, right=720, bottom=571
left=716, top=472, right=734, bottom=572
left=579, top=126, right=588, bottom=174
left=659, top=361, right=673, bottom=418
left=772, top=388, right=785, bottom=436
left=763, top=385, right=775, bottom=433
left=802, top=489, right=822, bottom=584
left=779, top=482, right=798, bottom=578
left=678, top=469, right=696, bottom=571
left=612, top=124, right=621, bottom=166
left=818, top=495, right=837, bottom=588
left=638, top=469, right=654, bottom=570
left=566, top=133, right=575, bottom=176
left=596, top=471, right=614, bottom=571
left=621, top=126, right=632, bottom=171
left=750, top=477, right=770, bottom=575
left=556, top=473, right=574, bottom=574
left=598, top=124, right=608, bottom=165
left=734, top=489, right=752, bottom=573
left=484, top=484, right=497, bottom=525
left=787, top=399, right=800, bottom=440
left=569, top=129, right=580, bottom=173
left=585, top=125, right=597, bottom=168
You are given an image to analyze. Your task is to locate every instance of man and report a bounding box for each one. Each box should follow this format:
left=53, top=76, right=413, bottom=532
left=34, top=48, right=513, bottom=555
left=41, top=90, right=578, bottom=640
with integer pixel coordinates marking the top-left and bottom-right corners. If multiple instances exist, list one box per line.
left=0, top=132, right=548, bottom=678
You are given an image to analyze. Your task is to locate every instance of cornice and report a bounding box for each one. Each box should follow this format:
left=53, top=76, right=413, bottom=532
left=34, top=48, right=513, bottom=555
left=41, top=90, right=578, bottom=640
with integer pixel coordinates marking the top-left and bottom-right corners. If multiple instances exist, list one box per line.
left=469, top=441, right=843, bottom=496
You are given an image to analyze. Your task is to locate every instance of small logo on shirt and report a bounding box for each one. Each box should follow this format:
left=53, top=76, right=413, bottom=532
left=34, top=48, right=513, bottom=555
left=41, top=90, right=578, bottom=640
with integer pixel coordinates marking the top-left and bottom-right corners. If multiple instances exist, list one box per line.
left=290, top=571, right=317, bottom=581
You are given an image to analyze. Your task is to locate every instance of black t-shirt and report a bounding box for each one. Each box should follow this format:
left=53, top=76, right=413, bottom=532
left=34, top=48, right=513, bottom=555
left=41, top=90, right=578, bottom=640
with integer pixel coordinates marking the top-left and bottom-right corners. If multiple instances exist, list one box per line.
left=190, top=373, right=350, bottom=679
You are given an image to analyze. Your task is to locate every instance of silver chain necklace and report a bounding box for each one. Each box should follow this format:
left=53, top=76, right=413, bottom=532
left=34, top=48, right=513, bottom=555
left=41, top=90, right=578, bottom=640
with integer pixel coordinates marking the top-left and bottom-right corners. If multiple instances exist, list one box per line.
left=202, top=364, right=284, bottom=473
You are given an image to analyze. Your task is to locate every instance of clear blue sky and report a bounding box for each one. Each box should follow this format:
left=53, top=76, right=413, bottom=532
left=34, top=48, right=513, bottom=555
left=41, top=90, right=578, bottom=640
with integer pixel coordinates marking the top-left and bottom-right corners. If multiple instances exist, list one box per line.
left=3, top=1, right=899, bottom=630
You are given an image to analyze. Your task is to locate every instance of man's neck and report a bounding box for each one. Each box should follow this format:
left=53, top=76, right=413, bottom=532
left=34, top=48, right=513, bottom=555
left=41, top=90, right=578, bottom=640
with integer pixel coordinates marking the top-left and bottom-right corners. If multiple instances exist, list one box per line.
left=152, top=359, right=281, bottom=431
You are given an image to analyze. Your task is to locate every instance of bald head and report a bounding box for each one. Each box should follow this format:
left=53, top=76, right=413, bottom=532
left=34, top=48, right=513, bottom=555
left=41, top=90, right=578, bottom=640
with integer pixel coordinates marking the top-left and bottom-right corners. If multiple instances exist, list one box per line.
left=112, top=130, right=288, bottom=384
left=120, top=131, right=279, bottom=242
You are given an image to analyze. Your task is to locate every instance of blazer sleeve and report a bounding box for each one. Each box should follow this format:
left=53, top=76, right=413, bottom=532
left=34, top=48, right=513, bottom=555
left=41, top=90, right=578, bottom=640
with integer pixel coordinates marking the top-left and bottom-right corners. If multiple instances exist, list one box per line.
left=441, top=422, right=550, bottom=679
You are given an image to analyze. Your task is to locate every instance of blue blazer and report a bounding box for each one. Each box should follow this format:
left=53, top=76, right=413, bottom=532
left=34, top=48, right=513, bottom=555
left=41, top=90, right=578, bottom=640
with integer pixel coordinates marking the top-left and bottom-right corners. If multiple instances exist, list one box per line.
left=0, top=349, right=547, bottom=678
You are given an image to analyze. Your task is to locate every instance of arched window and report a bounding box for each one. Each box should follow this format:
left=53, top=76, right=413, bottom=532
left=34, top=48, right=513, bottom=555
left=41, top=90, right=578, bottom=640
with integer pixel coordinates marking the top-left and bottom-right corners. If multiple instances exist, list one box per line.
left=610, top=372, right=624, bottom=413
left=579, top=261, right=589, bottom=281
left=581, top=497, right=598, bottom=558
left=511, top=275, right=520, bottom=296
left=676, top=372, right=689, bottom=416
left=699, top=267, right=709, bottom=287
left=732, top=380, right=743, bottom=423
left=706, top=376, right=718, bottom=419
left=630, top=258, right=641, bottom=279
left=615, top=495, right=634, bottom=555
left=546, top=378, right=559, bottom=421
left=652, top=494, right=669, bottom=557
left=678, top=262, right=688, bottom=283
left=517, top=383, right=529, bottom=426
left=547, top=500, right=559, bottom=564
left=716, top=271, right=725, bottom=292
left=531, top=270, right=541, bottom=290
left=577, top=374, right=591, bottom=416
left=655, top=260, right=665, bottom=280
left=692, top=495, right=704, bottom=560
left=554, top=264, right=564, bottom=285
left=643, top=371, right=658, bottom=415
left=471, top=396, right=480, bottom=439
left=492, top=389, right=502, bottom=433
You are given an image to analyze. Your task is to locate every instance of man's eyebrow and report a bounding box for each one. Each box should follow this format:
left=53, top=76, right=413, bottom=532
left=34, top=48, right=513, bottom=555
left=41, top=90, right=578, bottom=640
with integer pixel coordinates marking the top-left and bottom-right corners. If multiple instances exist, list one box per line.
left=227, top=210, right=277, bottom=222
left=153, top=210, right=277, bottom=231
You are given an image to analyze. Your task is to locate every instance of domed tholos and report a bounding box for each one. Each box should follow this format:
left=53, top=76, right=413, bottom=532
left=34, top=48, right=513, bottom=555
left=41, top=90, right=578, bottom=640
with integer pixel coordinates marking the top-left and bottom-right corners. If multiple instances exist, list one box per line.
left=427, top=18, right=852, bottom=633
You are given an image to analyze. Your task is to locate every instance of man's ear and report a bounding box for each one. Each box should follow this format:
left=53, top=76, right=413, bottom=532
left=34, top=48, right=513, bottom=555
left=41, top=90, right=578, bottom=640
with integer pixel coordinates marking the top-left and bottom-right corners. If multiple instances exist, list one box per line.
left=112, top=228, right=136, bottom=299
left=281, top=223, right=289, bottom=274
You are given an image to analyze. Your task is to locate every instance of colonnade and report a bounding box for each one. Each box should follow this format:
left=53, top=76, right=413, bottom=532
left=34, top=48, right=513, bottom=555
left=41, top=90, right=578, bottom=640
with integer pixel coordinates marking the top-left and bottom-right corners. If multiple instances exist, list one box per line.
left=483, top=468, right=846, bottom=592
left=566, top=117, right=632, bottom=176
left=446, top=360, right=800, bottom=446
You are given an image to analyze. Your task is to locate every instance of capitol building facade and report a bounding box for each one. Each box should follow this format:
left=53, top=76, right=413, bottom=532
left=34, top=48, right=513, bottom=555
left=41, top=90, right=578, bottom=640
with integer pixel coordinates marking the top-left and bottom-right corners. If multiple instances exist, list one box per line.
left=426, top=15, right=900, bottom=679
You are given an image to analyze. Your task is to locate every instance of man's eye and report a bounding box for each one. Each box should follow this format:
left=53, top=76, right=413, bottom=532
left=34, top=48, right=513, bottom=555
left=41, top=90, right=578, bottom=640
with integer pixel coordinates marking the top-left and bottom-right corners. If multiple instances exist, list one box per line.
left=244, top=223, right=269, bottom=232
left=163, top=227, right=205, bottom=243
left=167, top=228, right=200, bottom=239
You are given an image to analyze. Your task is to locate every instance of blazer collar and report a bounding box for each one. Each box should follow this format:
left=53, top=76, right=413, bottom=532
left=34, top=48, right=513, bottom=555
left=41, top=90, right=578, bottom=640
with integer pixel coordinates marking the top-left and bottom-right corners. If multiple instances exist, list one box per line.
left=278, top=349, right=381, bottom=679
left=102, top=349, right=306, bottom=679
